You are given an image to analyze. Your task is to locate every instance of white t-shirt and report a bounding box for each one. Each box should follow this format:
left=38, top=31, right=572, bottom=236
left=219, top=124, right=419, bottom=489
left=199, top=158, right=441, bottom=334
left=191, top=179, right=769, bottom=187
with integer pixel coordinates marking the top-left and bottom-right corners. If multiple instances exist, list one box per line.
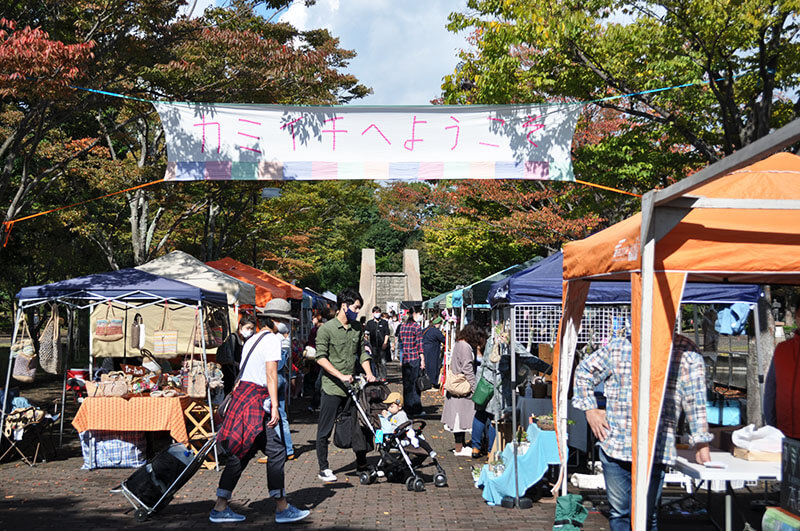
left=238, top=331, right=282, bottom=387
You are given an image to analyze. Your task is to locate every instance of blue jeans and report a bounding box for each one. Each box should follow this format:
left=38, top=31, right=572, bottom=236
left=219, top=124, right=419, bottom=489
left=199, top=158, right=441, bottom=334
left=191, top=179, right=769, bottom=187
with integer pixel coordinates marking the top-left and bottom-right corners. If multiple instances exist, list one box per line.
left=598, top=447, right=666, bottom=531
left=277, top=378, right=293, bottom=456
left=471, top=409, right=495, bottom=452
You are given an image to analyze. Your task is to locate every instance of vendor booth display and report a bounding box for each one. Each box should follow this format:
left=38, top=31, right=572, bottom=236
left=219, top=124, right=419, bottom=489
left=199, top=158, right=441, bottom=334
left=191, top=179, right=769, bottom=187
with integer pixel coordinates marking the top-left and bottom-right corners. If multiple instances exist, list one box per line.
left=3, top=267, right=229, bottom=469
left=555, top=147, right=800, bottom=528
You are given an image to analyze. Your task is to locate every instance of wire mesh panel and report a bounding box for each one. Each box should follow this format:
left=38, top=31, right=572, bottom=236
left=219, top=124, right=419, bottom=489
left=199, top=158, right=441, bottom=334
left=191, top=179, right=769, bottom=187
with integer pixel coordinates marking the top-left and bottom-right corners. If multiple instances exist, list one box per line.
left=512, top=304, right=631, bottom=347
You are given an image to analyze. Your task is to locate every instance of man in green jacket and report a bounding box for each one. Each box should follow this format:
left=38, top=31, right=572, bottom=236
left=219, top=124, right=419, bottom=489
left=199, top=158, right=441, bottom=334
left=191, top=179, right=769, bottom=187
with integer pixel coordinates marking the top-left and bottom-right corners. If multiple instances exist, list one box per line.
left=315, top=288, right=376, bottom=483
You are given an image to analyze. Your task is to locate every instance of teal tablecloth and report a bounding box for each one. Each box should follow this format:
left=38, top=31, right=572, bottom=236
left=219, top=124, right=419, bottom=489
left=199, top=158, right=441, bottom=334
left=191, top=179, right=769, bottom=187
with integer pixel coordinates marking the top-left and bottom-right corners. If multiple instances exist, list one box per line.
left=477, top=424, right=561, bottom=506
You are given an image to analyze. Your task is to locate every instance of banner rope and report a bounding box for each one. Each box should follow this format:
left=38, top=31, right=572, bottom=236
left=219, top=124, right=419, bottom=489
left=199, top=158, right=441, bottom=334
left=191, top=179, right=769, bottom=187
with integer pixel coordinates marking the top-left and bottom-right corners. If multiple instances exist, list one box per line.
left=2, top=179, right=165, bottom=247
left=574, top=179, right=641, bottom=198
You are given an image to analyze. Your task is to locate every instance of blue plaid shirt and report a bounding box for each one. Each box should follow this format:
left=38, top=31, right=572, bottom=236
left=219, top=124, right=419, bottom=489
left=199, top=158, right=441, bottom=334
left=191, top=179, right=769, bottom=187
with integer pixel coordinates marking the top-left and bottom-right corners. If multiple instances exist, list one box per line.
left=572, top=334, right=712, bottom=465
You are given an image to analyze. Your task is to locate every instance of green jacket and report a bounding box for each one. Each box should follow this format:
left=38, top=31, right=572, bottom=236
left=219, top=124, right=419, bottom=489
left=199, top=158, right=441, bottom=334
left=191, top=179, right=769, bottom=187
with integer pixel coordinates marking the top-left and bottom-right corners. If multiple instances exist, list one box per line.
left=315, top=317, right=369, bottom=397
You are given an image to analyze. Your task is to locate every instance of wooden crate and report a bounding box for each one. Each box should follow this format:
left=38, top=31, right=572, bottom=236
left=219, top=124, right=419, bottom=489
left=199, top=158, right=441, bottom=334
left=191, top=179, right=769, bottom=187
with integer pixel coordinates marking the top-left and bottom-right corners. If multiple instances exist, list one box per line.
left=183, top=399, right=217, bottom=469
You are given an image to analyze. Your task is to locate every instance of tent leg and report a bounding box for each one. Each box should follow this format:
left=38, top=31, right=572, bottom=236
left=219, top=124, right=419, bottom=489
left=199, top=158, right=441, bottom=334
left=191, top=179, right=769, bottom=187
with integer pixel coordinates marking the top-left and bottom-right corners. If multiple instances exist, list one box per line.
left=634, top=194, right=657, bottom=531
left=2, top=307, right=23, bottom=435
left=510, top=307, right=520, bottom=508
left=753, top=298, right=765, bottom=414
left=200, top=305, right=219, bottom=470
left=58, top=307, right=73, bottom=447
left=88, top=303, right=95, bottom=377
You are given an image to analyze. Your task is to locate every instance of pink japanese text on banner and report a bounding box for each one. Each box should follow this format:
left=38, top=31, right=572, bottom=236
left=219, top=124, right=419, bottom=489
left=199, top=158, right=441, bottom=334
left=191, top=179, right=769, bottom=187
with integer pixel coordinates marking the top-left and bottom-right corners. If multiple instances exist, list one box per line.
left=153, top=103, right=582, bottom=182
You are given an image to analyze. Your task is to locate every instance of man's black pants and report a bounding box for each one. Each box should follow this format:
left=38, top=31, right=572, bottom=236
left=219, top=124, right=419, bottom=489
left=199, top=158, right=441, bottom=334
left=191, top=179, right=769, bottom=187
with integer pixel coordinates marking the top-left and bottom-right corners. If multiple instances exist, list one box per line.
left=316, top=391, right=366, bottom=471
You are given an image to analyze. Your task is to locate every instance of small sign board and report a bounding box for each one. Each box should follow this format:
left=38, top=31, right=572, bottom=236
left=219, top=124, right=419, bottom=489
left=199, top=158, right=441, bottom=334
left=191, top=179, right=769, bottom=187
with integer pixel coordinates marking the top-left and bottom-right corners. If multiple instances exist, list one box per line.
left=781, top=436, right=800, bottom=516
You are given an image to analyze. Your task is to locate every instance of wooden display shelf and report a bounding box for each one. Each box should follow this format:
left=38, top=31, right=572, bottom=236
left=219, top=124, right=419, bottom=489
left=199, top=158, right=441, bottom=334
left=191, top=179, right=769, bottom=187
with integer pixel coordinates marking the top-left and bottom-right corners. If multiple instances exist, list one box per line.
left=182, top=398, right=217, bottom=469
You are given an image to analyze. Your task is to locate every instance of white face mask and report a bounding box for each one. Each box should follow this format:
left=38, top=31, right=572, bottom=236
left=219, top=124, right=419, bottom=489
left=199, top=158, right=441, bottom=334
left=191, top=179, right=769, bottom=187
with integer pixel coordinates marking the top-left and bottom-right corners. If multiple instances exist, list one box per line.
left=414, top=314, right=423, bottom=323
left=241, top=329, right=254, bottom=339
left=373, top=313, right=381, bottom=319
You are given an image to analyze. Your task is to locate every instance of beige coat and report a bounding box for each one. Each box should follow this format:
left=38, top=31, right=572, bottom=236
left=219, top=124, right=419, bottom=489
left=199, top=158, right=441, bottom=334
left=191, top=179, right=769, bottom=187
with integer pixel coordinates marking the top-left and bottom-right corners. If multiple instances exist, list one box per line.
left=441, top=340, right=476, bottom=432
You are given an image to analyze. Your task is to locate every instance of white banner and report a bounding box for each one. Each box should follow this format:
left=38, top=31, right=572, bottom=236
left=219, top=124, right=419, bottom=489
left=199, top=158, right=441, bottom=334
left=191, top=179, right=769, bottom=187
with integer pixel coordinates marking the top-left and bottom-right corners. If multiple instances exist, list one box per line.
left=153, top=102, right=581, bottom=181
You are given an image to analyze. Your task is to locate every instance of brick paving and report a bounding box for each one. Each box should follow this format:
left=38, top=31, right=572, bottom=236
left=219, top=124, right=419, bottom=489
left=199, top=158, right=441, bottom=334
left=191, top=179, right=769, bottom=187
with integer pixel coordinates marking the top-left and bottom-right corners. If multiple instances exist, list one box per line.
left=0, top=362, right=612, bottom=530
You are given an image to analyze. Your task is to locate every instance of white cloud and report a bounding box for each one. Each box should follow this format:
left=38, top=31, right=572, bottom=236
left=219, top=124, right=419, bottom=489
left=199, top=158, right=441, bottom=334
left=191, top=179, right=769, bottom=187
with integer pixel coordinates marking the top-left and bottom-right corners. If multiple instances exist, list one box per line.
left=280, top=0, right=468, bottom=105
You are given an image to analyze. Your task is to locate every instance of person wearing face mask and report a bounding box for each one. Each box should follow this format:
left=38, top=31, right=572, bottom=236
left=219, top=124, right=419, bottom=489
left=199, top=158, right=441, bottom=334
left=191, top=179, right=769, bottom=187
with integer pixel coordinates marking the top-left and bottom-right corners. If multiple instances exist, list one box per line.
left=365, top=305, right=389, bottom=380
left=218, top=316, right=257, bottom=395
left=211, top=299, right=309, bottom=524
left=314, top=288, right=376, bottom=483
left=275, top=319, right=296, bottom=460
left=398, top=308, right=425, bottom=416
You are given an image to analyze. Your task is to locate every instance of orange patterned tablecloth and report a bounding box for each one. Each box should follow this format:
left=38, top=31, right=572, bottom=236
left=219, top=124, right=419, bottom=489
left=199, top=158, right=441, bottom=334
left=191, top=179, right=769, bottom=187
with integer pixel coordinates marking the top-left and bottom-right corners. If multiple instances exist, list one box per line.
left=72, top=396, right=189, bottom=444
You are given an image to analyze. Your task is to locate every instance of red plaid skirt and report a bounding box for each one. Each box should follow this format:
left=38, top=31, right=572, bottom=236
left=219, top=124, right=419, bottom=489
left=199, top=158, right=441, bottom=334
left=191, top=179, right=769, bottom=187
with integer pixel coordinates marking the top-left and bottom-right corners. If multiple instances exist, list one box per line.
left=217, top=381, right=269, bottom=459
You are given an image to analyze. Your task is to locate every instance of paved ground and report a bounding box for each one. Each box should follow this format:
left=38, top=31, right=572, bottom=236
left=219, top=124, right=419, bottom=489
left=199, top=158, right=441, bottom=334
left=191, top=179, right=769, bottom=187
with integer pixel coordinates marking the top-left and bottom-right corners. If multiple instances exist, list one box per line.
left=0, top=361, right=775, bottom=530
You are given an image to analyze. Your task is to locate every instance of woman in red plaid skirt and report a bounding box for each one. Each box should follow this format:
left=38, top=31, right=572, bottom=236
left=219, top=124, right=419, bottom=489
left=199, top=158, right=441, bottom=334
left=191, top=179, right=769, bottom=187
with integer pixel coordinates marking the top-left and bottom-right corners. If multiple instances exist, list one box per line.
left=210, top=299, right=310, bottom=525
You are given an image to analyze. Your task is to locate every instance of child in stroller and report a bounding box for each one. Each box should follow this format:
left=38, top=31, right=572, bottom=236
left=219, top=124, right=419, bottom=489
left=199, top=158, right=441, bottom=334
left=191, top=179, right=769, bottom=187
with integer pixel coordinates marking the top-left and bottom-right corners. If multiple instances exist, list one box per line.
left=351, top=381, right=447, bottom=492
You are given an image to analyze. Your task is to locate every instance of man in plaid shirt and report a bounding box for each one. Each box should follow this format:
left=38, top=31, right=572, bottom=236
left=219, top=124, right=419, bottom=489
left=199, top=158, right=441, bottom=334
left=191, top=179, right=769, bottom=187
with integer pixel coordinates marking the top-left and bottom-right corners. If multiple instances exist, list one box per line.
left=573, top=334, right=712, bottom=530
left=398, top=308, right=425, bottom=415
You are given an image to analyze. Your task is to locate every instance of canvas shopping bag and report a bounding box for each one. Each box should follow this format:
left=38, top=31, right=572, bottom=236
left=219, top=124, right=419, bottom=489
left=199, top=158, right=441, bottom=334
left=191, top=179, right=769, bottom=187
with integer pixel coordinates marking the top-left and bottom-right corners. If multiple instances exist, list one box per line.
left=11, top=316, right=37, bottom=383
left=95, top=303, right=123, bottom=342
left=193, top=308, right=226, bottom=348
left=39, top=302, right=63, bottom=374
left=153, top=302, right=178, bottom=356
left=129, top=313, right=145, bottom=351
left=184, top=311, right=208, bottom=398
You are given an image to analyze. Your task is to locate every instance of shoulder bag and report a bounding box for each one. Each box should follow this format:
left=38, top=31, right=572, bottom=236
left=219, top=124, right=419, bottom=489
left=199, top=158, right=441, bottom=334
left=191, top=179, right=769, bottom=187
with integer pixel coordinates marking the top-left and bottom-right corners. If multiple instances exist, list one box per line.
left=95, top=303, right=124, bottom=342
left=152, top=302, right=178, bottom=356
left=217, top=331, right=270, bottom=421
left=184, top=311, right=208, bottom=398
left=445, top=366, right=471, bottom=397
left=130, top=313, right=145, bottom=351
left=39, top=302, right=62, bottom=374
left=11, top=316, right=37, bottom=383
left=471, top=362, right=494, bottom=407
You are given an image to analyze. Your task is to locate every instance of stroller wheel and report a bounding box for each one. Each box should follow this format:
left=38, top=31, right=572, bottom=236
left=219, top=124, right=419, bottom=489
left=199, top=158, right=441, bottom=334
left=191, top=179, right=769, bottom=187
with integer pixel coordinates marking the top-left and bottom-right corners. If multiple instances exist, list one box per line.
left=413, top=477, right=426, bottom=492
left=359, top=472, right=371, bottom=485
left=434, top=473, right=448, bottom=487
left=405, top=476, right=416, bottom=491
left=134, top=509, right=149, bottom=522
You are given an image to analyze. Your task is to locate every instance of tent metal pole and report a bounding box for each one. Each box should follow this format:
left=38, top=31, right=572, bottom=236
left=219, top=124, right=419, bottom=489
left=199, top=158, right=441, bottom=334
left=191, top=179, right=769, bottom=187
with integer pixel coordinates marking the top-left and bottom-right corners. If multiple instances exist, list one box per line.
left=510, top=305, right=520, bottom=507
left=2, top=307, right=23, bottom=437
left=634, top=193, right=657, bottom=530
left=752, top=297, right=765, bottom=406
left=200, top=304, right=219, bottom=470
left=88, top=303, right=96, bottom=377
left=58, top=307, right=72, bottom=447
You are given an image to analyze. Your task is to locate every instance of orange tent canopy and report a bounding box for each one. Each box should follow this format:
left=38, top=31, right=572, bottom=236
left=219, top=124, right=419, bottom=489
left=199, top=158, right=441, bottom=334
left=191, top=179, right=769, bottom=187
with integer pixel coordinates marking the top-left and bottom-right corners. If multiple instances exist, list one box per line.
left=554, top=151, right=800, bottom=528
left=206, top=257, right=302, bottom=308
left=563, top=152, right=800, bottom=284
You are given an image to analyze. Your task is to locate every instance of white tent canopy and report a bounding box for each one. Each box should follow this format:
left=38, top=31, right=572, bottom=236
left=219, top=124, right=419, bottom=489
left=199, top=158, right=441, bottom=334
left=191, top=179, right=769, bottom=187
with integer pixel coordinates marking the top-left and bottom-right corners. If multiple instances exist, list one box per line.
left=136, top=250, right=256, bottom=307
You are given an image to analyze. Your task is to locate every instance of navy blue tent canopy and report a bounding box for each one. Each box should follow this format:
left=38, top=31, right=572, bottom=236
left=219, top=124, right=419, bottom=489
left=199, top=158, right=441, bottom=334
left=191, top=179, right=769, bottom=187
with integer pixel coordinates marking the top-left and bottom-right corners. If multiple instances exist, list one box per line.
left=488, top=252, right=761, bottom=306
left=16, top=268, right=228, bottom=306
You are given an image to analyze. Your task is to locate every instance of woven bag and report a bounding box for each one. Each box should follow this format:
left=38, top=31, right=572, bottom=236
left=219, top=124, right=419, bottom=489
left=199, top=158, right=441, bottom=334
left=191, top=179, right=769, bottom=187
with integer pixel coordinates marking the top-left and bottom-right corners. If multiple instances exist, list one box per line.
left=39, top=303, right=63, bottom=374
left=11, top=317, right=37, bottom=383
left=95, top=303, right=123, bottom=342
left=153, top=302, right=178, bottom=356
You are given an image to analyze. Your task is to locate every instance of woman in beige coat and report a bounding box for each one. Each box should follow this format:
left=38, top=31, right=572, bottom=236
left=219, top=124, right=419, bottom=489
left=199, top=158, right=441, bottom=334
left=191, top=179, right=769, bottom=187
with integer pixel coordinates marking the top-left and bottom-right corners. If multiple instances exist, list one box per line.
left=441, top=322, right=487, bottom=456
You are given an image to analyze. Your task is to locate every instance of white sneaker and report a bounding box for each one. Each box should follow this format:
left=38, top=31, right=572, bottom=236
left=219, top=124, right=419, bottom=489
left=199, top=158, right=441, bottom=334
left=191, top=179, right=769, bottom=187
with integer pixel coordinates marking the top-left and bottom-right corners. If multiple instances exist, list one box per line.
left=317, top=469, right=337, bottom=482
left=453, top=447, right=473, bottom=457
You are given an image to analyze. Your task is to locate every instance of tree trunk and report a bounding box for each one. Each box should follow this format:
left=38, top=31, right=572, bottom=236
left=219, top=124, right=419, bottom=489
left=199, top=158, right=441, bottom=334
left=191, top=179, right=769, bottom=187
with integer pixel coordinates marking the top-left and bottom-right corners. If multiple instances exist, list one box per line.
left=747, top=287, right=775, bottom=427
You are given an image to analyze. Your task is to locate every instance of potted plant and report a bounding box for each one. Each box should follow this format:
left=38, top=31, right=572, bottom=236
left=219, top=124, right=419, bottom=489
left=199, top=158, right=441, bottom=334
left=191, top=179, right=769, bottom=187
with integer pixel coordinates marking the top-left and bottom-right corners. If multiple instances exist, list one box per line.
left=515, top=428, right=530, bottom=454
left=536, top=413, right=555, bottom=431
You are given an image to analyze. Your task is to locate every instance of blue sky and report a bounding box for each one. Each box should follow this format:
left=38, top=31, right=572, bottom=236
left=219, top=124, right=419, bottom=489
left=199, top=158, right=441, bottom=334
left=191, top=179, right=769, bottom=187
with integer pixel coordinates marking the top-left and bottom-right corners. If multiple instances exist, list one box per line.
left=181, top=0, right=468, bottom=105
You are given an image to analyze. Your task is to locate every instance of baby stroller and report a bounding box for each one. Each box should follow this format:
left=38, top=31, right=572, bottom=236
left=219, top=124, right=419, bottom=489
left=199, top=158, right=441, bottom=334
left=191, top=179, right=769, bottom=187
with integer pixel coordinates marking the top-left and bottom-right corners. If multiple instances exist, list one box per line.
left=345, top=379, right=447, bottom=492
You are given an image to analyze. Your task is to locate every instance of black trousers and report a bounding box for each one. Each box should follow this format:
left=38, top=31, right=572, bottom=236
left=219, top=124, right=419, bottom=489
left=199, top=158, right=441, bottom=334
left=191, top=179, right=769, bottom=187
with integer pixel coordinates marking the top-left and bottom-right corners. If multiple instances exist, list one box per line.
left=402, top=359, right=423, bottom=415
left=316, top=391, right=366, bottom=471
left=217, top=415, right=286, bottom=500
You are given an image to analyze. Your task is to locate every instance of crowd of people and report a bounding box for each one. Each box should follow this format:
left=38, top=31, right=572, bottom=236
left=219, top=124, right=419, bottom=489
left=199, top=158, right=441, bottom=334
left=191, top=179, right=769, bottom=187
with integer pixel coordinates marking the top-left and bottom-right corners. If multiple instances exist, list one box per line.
left=210, top=287, right=491, bottom=524
left=208, top=285, right=730, bottom=530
